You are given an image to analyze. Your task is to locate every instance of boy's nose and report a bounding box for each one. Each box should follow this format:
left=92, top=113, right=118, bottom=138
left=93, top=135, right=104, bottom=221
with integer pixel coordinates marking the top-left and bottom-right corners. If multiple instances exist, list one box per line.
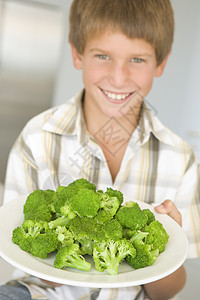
left=108, top=63, right=130, bottom=88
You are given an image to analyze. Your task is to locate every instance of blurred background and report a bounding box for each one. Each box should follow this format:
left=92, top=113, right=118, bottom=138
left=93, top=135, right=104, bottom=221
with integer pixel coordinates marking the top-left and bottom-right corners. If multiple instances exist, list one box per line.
left=0, top=0, right=200, bottom=298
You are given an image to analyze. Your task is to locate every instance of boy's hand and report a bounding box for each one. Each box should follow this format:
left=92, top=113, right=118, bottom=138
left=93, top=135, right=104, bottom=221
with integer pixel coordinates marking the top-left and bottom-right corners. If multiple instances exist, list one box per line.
left=154, top=200, right=182, bottom=226
left=39, top=278, right=62, bottom=287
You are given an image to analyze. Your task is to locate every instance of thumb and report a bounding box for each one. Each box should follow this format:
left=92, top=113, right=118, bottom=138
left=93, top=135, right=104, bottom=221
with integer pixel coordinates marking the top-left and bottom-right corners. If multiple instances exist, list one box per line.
left=155, top=200, right=182, bottom=226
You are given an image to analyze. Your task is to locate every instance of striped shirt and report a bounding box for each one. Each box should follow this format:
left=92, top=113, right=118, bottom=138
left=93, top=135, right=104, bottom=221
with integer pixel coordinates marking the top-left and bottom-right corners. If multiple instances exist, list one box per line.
left=3, top=89, right=200, bottom=299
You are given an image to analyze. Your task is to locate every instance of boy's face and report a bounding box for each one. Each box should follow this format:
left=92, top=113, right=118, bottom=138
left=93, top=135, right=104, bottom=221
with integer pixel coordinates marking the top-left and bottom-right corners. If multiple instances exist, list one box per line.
left=71, top=31, right=168, bottom=119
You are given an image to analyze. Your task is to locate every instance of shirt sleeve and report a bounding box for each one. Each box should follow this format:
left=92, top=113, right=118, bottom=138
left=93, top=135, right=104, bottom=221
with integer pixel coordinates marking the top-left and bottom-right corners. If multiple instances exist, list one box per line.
left=3, top=132, right=39, bottom=205
left=175, top=150, right=200, bottom=258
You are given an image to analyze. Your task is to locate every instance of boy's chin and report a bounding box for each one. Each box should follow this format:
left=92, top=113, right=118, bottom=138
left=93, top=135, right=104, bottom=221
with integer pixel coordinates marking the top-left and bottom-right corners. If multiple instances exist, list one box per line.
left=103, top=107, right=130, bottom=120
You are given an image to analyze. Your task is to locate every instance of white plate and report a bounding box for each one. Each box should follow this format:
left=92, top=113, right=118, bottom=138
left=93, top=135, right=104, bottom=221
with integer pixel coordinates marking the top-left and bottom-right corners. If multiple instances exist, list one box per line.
left=0, top=196, right=188, bottom=288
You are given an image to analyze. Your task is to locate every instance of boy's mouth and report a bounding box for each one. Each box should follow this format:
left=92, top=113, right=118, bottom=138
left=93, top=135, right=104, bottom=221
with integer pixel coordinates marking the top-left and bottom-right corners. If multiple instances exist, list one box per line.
left=101, top=89, right=133, bottom=102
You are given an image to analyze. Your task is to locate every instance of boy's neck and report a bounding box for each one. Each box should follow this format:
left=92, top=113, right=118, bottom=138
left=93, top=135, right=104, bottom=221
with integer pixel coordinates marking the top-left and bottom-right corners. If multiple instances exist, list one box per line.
left=83, top=98, right=142, bottom=183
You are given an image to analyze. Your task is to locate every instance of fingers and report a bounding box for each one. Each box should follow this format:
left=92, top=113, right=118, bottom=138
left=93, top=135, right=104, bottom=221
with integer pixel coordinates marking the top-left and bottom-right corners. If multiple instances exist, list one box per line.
left=155, top=200, right=182, bottom=227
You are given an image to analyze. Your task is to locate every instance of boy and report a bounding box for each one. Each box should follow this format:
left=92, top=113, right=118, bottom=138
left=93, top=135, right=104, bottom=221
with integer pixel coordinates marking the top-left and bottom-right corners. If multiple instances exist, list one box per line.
left=1, top=0, right=199, bottom=299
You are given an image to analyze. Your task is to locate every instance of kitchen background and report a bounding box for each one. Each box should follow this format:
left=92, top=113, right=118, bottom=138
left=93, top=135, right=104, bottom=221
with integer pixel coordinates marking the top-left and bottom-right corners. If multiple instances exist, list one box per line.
left=0, top=0, right=199, bottom=298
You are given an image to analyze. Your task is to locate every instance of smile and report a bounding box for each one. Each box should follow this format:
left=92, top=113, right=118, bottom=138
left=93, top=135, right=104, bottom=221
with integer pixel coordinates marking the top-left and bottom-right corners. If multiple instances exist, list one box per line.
left=102, top=89, right=132, bottom=101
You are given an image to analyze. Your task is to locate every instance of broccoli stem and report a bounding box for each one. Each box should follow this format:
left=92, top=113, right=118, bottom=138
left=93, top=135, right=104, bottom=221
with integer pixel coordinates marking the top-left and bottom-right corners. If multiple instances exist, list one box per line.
left=64, top=255, right=91, bottom=272
left=28, top=227, right=40, bottom=238
left=151, top=249, right=159, bottom=258
left=48, top=216, right=70, bottom=229
left=107, top=259, right=119, bottom=275
left=130, top=231, right=149, bottom=243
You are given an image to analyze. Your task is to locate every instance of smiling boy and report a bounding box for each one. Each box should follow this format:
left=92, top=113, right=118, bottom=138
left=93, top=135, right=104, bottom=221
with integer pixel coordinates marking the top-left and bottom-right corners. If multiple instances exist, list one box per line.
left=2, top=0, right=200, bottom=300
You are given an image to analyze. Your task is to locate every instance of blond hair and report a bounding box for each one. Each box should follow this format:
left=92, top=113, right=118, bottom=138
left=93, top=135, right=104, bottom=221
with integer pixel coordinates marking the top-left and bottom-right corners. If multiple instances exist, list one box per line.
left=69, top=0, right=174, bottom=65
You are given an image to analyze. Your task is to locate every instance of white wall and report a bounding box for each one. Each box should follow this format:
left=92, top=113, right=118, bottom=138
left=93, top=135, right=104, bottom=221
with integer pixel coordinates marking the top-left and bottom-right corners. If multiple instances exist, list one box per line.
left=53, top=0, right=83, bottom=103
left=149, top=0, right=200, bottom=159
left=53, top=0, right=200, bottom=159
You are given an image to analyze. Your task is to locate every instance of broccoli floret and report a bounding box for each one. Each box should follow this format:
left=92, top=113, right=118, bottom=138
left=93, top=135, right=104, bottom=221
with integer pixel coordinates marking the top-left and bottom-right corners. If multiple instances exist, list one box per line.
left=70, top=216, right=122, bottom=243
left=103, top=219, right=123, bottom=241
left=93, top=239, right=136, bottom=275
left=143, top=220, right=169, bottom=253
left=53, top=185, right=77, bottom=214
left=115, top=202, right=148, bottom=230
left=23, top=190, right=56, bottom=222
left=12, top=220, right=58, bottom=259
left=97, top=189, right=121, bottom=217
left=54, top=226, right=74, bottom=248
left=125, top=201, right=138, bottom=207
left=69, top=216, right=123, bottom=255
left=143, top=209, right=155, bottom=225
left=126, top=239, right=159, bottom=269
left=54, top=244, right=91, bottom=271
left=69, top=216, right=105, bottom=243
left=50, top=183, right=99, bottom=227
left=69, top=189, right=101, bottom=218
left=53, top=179, right=96, bottom=215
left=68, top=178, right=96, bottom=191
left=94, top=210, right=113, bottom=224
left=60, top=205, right=77, bottom=219
left=77, top=238, right=94, bottom=255
left=12, top=227, right=31, bottom=252
left=123, top=228, right=137, bottom=239
left=53, top=183, right=99, bottom=221
left=69, top=216, right=104, bottom=255
left=105, top=188, right=123, bottom=204
left=48, top=197, right=76, bottom=230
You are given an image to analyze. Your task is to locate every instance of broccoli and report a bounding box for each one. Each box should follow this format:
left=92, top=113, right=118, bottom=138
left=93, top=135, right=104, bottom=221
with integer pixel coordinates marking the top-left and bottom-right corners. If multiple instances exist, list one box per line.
left=23, top=189, right=56, bottom=222
left=69, top=216, right=105, bottom=245
left=126, top=239, right=159, bottom=269
left=52, top=179, right=99, bottom=224
left=94, top=210, right=113, bottom=224
left=143, top=209, right=155, bottom=225
left=54, top=243, right=91, bottom=272
left=115, top=202, right=148, bottom=230
left=97, top=188, right=122, bottom=216
left=103, top=219, right=123, bottom=241
left=123, top=228, right=137, bottom=240
left=126, top=222, right=167, bottom=269
left=53, top=185, right=77, bottom=215
left=12, top=180, right=169, bottom=275
left=69, top=189, right=101, bottom=218
left=67, top=178, right=96, bottom=191
left=143, top=220, right=169, bottom=253
left=48, top=195, right=77, bottom=230
left=54, top=226, right=74, bottom=248
left=93, top=239, right=136, bottom=275
left=77, top=238, right=94, bottom=256
left=48, top=214, right=72, bottom=230
left=105, top=188, right=123, bottom=204
left=12, top=220, right=58, bottom=259
left=129, top=230, right=149, bottom=243
left=53, top=178, right=96, bottom=216
left=69, top=216, right=123, bottom=255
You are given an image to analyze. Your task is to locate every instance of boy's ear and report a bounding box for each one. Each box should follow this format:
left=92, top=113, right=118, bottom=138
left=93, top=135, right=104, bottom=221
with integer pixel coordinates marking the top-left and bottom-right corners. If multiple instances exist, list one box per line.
left=70, top=43, right=83, bottom=70
left=154, top=50, right=171, bottom=77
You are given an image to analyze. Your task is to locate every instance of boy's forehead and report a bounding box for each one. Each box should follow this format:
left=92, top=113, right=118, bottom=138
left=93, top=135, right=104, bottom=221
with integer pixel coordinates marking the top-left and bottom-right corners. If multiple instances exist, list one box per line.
left=85, top=30, right=156, bottom=55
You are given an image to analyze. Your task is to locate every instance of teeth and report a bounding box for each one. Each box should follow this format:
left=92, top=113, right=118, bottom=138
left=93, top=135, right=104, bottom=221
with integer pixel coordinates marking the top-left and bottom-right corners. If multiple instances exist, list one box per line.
left=104, top=90, right=129, bottom=100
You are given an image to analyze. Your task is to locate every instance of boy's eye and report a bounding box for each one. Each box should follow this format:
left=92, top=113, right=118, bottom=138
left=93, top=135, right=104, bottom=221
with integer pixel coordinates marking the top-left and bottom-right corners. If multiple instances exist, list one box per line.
left=96, top=54, right=110, bottom=60
left=131, top=57, right=144, bottom=63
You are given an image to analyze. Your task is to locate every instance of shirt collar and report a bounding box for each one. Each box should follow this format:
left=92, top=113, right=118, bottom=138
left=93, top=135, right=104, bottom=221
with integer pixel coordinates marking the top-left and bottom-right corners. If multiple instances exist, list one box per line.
left=42, top=89, right=87, bottom=144
left=43, top=89, right=179, bottom=149
left=135, top=101, right=181, bottom=148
